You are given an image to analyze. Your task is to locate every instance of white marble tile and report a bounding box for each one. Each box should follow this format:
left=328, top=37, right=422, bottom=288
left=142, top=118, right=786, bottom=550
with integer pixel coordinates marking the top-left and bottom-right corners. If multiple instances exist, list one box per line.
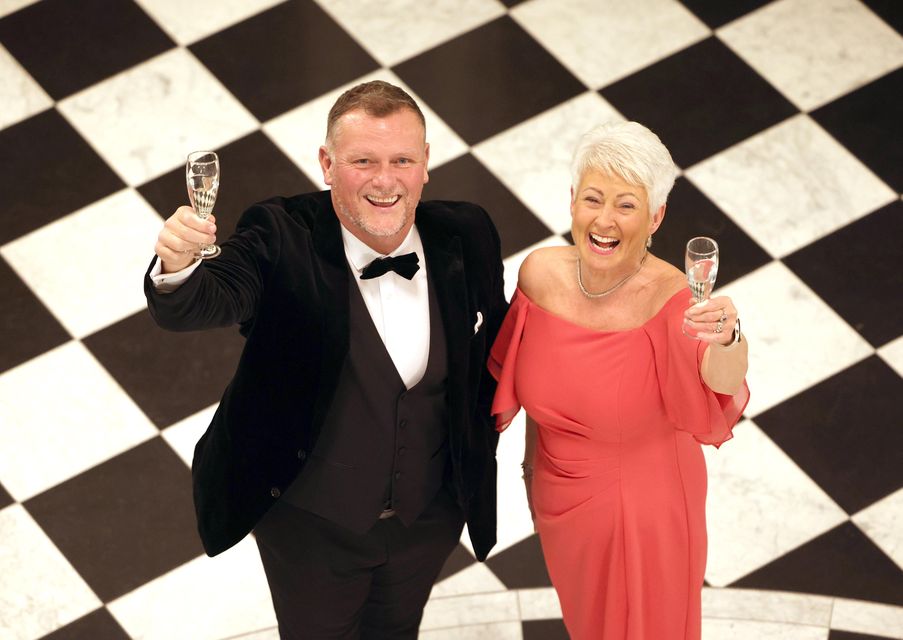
left=517, top=587, right=563, bottom=621
left=108, top=536, right=276, bottom=640
left=473, top=91, right=624, bottom=235
left=852, top=487, right=903, bottom=571
left=703, top=420, right=848, bottom=586
left=0, top=341, right=157, bottom=501
left=686, top=114, right=897, bottom=259
left=263, top=69, right=468, bottom=188
left=713, top=261, right=873, bottom=417
left=702, top=618, right=828, bottom=640
left=57, top=48, right=258, bottom=186
left=831, top=598, right=903, bottom=639
left=418, top=621, right=523, bottom=640
left=430, top=560, right=506, bottom=598
left=501, top=235, right=570, bottom=302
left=0, top=0, right=38, bottom=19
left=878, top=335, right=903, bottom=379
left=512, top=0, right=710, bottom=89
left=718, top=0, right=903, bottom=111
left=1, top=189, right=164, bottom=339
left=0, top=505, right=102, bottom=639
left=491, top=410, right=538, bottom=558
left=420, top=590, right=520, bottom=630
left=0, top=43, right=52, bottom=130
left=702, top=587, right=833, bottom=626
left=314, top=0, right=505, bottom=67
left=227, top=629, right=279, bottom=640
left=134, top=0, right=286, bottom=45
left=161, top=404, right=217, bottom=467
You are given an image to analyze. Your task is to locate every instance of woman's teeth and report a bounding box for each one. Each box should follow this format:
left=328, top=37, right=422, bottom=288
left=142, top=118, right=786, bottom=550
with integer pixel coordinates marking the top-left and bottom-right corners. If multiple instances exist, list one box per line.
left=590, top=233, right=619, bottom=249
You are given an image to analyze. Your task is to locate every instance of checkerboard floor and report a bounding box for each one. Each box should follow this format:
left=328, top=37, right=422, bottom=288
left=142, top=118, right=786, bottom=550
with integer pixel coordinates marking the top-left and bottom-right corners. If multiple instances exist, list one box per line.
left=1, top=0, right=901, bottom=638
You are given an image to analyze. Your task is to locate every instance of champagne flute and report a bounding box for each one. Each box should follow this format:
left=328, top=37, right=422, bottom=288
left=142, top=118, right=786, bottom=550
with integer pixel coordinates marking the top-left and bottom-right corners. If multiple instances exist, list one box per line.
left=186, top=150, right=221, bottom=259
left=684, top=236, right=719, bottom=339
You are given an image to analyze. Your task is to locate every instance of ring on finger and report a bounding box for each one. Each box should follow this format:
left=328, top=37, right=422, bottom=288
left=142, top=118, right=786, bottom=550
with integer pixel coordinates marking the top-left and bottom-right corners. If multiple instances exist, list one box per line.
left=715, top=320, right=724, bottom=333
left=719, top=310, right=728, bottom=323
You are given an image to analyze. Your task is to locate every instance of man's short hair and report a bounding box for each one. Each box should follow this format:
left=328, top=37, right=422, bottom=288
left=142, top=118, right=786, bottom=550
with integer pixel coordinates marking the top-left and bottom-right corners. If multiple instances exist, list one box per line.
left=326, top=80, right=426, bottom=148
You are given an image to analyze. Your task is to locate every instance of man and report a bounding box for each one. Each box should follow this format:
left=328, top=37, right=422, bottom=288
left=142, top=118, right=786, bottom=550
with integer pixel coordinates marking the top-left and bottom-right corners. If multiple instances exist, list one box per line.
left=145, top=80, right=507, bottom=638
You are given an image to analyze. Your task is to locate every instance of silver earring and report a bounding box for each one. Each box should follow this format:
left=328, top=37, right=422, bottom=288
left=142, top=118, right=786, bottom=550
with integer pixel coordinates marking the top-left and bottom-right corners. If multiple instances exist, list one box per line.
left=646, top=236, right=652, bottom=248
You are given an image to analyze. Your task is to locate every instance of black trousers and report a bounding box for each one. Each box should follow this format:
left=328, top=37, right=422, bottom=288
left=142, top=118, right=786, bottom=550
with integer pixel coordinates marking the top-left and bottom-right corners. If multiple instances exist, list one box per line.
left=254, top=487, right=465, bottom=639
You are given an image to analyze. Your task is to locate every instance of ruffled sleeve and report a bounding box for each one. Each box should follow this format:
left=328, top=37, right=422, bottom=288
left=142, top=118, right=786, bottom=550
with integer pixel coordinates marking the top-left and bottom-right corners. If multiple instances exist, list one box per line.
left=646, top=295, right=750, bottom=447
left=487, top=289, right=530, bottom=432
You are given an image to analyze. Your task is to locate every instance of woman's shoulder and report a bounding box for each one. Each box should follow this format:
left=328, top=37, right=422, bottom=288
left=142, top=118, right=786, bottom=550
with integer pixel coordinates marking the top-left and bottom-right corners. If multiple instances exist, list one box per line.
left=517, top=245, right=574, bottom=302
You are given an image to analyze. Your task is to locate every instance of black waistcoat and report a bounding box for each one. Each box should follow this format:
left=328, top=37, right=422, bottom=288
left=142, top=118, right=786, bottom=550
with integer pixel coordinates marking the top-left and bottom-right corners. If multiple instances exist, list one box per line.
left=282, top=267, right=449, bottom=533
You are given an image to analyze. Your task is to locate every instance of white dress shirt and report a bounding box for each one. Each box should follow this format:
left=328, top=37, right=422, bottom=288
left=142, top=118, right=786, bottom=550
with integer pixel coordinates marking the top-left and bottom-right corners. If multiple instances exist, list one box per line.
left=150, top=224, right=431, bottom=389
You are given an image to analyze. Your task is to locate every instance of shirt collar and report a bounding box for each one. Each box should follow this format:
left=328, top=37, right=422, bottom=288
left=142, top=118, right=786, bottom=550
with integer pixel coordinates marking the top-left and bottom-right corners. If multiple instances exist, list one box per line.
left=340, top=224, right=423, bottom=275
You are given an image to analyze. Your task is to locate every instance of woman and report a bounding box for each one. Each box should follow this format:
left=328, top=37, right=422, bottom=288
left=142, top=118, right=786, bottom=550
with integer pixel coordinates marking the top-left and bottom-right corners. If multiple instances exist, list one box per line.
left=488, top=121, right=749, bottom=639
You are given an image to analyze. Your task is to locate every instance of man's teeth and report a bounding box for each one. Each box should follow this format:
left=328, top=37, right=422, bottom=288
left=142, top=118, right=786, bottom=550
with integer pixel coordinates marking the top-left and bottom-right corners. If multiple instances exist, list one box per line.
left=367, top=195, right=398, bottom=204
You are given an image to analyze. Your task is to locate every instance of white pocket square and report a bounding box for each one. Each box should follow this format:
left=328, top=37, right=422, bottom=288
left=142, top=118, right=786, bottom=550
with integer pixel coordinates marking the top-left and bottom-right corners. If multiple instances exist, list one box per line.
left=473, top=311, right=484, bottom=335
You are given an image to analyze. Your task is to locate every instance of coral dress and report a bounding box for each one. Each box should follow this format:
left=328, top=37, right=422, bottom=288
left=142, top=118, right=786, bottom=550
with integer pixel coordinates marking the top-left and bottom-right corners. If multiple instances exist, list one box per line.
left=489, top=288, right=749, bottom=640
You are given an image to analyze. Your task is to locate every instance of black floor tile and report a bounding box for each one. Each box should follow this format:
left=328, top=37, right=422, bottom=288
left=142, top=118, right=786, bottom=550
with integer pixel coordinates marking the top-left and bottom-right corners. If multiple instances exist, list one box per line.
left=783, top=201, right=903, bottom=348
left=0, top=481, right=12, bottom=510
left=394, top=16, right=586, bottom=145
left=39, top=607, right=130, bottom=640
left=0, top=110, right=125, bottom=245
left=600, top=36, right=798, bottom=168
left=436, top=543, right=478, bottom=583
left=0, top=0, right=174, bottom=100
left=829, top=631, right=898, bottom=640
left=862, top=0, right=903, bottom=35
left=82, top=310, right=245, bottom=429
left=485, top=533, right=552, bottom=589
left=0, top=257, right=71, bottom=375
left=423, top=153, right=552, bottom=258
left=655, top=177, right=771, bottom=287
left=24, top=437, right=203, bottom=603
left=755, top=356, right=903, bottom=515
left=731, top=522, right=903, bottom=606
left=678, top=0, right=773, bottom=29
left=812, top=68, right=903, bottom=193
left=522, top=618, right=569, bottom=640
left=189, top=0, right=378, bottom=122
left=138, top=131, right=318, bottom=239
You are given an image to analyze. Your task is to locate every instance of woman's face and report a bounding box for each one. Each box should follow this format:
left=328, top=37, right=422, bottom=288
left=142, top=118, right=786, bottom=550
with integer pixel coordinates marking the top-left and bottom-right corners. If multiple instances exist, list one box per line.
left=570, top=169, right=662, bottom=275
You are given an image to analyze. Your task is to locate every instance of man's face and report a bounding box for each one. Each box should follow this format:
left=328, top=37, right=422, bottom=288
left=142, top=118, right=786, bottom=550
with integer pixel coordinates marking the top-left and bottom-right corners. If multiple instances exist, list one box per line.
left=319, top=108, right=429, bottom=253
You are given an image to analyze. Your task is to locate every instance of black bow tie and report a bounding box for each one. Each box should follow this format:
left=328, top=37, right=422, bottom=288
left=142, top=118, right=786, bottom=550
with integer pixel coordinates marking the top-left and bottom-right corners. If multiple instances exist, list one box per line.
left=360, top=252, right=420, bottom=280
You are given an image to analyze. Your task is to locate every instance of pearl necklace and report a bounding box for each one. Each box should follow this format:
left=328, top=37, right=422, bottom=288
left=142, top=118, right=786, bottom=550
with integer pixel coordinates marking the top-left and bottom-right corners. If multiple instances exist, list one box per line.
left=576, top=250, right=648, bottom=299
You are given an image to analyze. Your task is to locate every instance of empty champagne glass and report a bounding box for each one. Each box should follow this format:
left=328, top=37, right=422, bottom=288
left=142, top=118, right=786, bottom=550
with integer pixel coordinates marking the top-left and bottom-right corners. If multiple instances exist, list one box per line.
left=186, top=150, right=221, bottom=259
left=684, top=236, right=719, bottom=339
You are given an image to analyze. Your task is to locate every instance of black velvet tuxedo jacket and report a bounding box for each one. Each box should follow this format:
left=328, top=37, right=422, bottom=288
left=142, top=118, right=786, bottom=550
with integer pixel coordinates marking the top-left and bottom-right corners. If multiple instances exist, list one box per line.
left=144, top=191, right=508, bottom=560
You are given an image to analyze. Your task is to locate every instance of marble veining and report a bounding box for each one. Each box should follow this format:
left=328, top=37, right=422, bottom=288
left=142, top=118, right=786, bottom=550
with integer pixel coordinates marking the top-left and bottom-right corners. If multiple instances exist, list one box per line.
left=851, top=488, right=903, bottom=571
left=703, top=421, right=848, bottom=586
left=718, top=0, right=903, bottom=111
left=133, top=0, right=286, bottom=45
left=715, top=261, right=873, bottom=417
left=1, top=189, right=165, bottom=338
left=314, top=0, right=505, bottom=67
left=420, top=590, right=520, bottom=630
left=511, top=0, right=710, bottom=89
left=0, top=342, right=157, bottom=501
left=57, top=48, right=258, bottom=187
left=686, top=115, right=897, bottom=259
left=830, top=598, right=903, bottom=639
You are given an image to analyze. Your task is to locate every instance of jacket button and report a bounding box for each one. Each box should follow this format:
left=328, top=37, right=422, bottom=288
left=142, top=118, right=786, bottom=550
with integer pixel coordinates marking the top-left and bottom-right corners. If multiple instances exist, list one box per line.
left=398, top=447, right=406, bottom=456
left=399, top=419, right=407, bottom=428
left=297, top=449, right=307, bottom=461
left=394, top=472, right=402, bottom=480
left=270, top=487, right=281, bottom=498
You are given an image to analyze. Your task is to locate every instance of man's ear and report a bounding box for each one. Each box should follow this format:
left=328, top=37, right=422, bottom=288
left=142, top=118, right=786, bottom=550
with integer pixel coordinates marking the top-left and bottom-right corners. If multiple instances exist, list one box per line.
left=318, top=146, right=333, bottom=185
left=422, top=142, right=430, bottom=184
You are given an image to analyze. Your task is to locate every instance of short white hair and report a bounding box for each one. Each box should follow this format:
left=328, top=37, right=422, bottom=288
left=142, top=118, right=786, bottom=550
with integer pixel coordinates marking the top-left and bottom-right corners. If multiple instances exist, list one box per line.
left=570, top=121, right=678, bottom=216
